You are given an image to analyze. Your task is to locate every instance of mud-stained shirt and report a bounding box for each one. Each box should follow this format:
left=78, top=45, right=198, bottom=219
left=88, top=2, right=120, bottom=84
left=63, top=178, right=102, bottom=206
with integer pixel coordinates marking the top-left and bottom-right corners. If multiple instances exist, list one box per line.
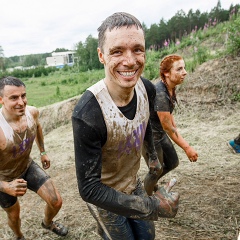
left=72, top=77, right=160, bottom=220
left=88, top=79, right=149, bottom=194
left=0, top=107, right=37, bottom=181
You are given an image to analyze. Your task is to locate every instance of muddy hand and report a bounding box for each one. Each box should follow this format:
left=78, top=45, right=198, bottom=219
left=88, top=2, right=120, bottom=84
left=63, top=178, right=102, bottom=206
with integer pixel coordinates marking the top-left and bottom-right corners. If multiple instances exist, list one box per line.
left=7, top=179, right=27, bottom=197
left=41, top=155, right=50, bottom=169
left=154, top=178, right=180, bottom=218
left=144, top=157, right=163, bottom=196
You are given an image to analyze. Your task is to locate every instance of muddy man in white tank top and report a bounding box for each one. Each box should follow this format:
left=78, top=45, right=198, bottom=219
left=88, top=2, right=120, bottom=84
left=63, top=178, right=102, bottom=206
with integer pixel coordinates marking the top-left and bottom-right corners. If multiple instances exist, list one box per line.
left=0, top=76, right=68, bottom=239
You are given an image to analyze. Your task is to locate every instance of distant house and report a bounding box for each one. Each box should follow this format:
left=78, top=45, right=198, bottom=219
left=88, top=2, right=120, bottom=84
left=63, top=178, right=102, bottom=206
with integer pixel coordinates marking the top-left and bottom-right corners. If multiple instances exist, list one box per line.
left=46, top=51, right=76, bottom=68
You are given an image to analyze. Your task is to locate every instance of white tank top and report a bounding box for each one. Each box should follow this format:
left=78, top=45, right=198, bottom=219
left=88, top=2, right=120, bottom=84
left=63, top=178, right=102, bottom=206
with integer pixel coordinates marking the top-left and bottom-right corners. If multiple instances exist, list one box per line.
left=88, top=79, right=149, bottom=194
left=0, top=107, right=37, bottom=181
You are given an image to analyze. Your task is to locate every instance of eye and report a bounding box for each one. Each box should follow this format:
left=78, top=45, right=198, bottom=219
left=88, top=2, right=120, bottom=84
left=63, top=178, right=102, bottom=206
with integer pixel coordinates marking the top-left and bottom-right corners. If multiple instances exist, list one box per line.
left=135, top=47, right=145, bottom=54
left=110, top=48, right=123, bottom=56
left=10, top=96, right=18, bottom=100
left=112, top=50, right=122, bottom=55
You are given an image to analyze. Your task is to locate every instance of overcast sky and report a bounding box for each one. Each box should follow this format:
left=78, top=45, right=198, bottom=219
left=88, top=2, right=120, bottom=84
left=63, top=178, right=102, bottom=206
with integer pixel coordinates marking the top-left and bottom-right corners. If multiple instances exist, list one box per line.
left=1, top=0, right=238, bottom=57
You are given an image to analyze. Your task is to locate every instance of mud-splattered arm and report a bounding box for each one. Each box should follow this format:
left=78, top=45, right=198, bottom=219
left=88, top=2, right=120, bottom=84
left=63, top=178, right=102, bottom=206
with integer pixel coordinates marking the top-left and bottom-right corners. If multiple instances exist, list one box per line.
left=29, top=106, right=50, bottom=169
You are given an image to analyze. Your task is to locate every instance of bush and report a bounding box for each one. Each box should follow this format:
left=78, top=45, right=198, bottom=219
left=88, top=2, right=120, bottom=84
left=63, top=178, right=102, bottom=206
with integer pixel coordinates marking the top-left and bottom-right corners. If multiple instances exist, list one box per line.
left=227, top=15, right=240, bottom=55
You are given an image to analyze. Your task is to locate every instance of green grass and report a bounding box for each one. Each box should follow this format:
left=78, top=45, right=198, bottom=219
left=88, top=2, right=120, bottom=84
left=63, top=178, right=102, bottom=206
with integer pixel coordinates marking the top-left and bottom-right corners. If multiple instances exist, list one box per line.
left=23, top=69, right=104, bottom=107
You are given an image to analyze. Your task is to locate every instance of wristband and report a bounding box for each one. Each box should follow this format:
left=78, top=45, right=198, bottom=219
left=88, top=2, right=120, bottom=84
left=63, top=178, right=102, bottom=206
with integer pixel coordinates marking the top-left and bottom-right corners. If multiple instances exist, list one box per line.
left=40, top=151, right=47, bottom=156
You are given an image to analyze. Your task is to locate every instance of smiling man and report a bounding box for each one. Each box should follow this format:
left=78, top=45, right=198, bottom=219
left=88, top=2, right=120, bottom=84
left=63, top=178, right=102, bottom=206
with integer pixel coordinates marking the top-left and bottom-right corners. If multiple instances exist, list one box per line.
left=0, top=76, right=68, bottom=240
left=72, top=12, right=180, bottom=240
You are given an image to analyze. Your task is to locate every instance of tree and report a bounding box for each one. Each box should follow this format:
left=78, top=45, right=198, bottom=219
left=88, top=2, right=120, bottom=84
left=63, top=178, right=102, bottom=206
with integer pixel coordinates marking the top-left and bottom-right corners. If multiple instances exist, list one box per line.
left=142, top=22, right=148, bottom=36
left=145, top=23, right=160, bottom=50
left=158, top=18, right=170, bottom=48
left=85, top=35, right=101, bottom=70
left=23, top=54, right=40, bottom=67
left=75, top=35, right=102, bottom=71
left=54, top=48, right=69, bottom=52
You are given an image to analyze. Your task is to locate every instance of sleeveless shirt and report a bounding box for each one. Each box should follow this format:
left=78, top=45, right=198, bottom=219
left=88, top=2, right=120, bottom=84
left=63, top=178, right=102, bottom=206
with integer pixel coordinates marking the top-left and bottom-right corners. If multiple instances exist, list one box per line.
left=0, top=107, right=37, bottom=181
left=88, top=79, right=149, bottom=194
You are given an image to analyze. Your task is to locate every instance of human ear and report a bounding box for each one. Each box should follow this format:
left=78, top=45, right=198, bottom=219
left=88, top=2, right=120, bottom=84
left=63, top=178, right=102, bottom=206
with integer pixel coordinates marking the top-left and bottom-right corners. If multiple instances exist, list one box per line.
left=97, top=48, right=105, bottom=64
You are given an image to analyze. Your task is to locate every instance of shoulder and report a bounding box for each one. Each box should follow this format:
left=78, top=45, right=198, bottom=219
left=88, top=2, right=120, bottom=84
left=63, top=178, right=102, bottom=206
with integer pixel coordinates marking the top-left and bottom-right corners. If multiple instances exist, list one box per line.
left=72, top=90, right=104, bottom=130
left=26, top=105, right=39, bottom=119
left=155, top=80, right=167, bottom=92
left=140, top=76, right=156, bottom=101
left=73, top=90, right=101, bottom=119
left=72, top=90, right=106, bottom=144
left=140, top=77, right=155, bottom=92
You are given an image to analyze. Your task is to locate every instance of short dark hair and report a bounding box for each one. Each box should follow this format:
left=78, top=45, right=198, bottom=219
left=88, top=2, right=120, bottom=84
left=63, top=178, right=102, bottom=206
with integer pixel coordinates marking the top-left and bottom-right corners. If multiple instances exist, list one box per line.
left=97, top=12, right=144, bottom=51
left=0, top=76, right=25, bottom=96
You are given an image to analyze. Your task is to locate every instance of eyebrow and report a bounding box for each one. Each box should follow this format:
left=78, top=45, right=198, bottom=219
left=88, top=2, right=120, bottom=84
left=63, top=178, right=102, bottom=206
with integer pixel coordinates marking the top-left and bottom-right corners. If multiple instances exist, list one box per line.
left=109, top=43, right=145, bottom=52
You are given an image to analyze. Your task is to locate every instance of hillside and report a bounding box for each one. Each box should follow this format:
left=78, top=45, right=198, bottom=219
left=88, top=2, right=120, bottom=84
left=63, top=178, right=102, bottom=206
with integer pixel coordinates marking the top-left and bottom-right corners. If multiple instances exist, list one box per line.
left=0, top=54, right=240, bottom=239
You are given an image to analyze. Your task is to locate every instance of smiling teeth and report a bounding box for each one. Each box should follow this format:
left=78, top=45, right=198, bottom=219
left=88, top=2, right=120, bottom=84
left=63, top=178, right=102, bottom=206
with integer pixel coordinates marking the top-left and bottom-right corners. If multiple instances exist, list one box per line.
left=119, top=71, right=135, bottom=76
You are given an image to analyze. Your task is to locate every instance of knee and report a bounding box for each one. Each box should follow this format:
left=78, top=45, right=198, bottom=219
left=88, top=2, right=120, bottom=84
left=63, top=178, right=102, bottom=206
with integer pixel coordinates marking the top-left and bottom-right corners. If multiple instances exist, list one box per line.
left=49, top=195, right=62, bottom=210
left=40, top=180, right=62, bottom=210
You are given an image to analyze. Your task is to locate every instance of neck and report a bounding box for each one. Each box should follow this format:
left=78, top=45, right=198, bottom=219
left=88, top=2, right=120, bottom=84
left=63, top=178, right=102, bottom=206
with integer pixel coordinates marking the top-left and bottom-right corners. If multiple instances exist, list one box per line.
left=104, top=80, right=135, bottom=107
left=165, top=78, right=176, bottom=89
left=2, top=108, right=22, bottom=122
left=2, top=109, right=27, bottom=133
left=110, top=89, right=134, bottom=107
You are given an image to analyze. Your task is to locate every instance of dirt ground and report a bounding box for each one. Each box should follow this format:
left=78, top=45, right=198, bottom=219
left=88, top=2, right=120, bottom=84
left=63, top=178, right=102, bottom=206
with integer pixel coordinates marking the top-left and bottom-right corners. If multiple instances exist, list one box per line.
left=0, top=56, right=240, bottom=240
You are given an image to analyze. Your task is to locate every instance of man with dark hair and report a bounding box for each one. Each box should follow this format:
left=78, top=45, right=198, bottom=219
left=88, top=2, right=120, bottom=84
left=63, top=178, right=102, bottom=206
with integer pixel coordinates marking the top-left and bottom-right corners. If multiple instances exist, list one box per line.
left=0, top=76, right=68, bottom=240
left=72, top=12, right=179, bottom=240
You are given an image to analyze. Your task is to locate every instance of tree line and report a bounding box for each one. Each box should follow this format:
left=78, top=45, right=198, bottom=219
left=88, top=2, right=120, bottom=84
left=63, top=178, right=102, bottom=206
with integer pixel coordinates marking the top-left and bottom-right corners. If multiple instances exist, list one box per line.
left=0, top=0, right=239, bottom=72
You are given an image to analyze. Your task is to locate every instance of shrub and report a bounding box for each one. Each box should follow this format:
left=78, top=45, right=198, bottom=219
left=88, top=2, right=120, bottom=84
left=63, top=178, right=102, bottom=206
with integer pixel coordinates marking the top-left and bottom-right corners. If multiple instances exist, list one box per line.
left=227, top=15, right=240, bottom=55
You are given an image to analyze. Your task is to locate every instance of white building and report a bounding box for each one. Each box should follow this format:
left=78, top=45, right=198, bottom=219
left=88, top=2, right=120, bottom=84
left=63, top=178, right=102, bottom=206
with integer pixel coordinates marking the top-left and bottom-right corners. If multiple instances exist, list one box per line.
left=46, top=51, right=75, bottom=68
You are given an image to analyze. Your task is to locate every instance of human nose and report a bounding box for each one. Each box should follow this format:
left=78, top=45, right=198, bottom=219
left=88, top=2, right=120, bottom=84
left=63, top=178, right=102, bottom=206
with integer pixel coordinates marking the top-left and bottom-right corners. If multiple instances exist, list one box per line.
left=17, top=97, right=25, bottom=105
left=122, top=51, right=136, bottom=66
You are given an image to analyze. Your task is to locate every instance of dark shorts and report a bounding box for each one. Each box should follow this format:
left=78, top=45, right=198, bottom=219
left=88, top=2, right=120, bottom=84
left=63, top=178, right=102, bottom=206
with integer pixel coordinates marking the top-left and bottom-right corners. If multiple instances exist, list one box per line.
left=0, top=161, right=50, bottom=208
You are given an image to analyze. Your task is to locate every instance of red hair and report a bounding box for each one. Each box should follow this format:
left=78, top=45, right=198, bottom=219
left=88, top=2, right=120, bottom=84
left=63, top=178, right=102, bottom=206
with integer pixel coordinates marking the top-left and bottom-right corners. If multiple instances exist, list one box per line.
left=159, top=54, right=183, bottom=105
left=160, top=54, right=183, bottom=81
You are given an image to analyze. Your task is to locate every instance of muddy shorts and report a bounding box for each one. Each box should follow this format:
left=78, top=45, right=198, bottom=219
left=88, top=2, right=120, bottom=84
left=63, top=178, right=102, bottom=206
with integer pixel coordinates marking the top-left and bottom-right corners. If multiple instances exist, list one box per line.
left=0, top=161, right=50, bottom=208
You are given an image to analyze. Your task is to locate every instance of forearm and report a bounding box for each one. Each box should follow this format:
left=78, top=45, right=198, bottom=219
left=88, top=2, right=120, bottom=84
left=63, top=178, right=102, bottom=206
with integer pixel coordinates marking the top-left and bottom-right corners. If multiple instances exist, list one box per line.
left=164, top=126, right=189, bottom=151
left=75, top=150, right=159, bottom=220
left=160, top=113, right=189, bottom=151
left=77, top=175, right=159, bottom=220
left=35, top=124, right=45, bottom=153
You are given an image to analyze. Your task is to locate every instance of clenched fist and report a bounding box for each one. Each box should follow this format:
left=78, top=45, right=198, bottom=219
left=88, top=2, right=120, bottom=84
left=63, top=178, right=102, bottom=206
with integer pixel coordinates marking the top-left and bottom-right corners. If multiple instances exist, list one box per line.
left=154, top=178, right=180, bottom=218
left=4, top=179, right=27, bottom=197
